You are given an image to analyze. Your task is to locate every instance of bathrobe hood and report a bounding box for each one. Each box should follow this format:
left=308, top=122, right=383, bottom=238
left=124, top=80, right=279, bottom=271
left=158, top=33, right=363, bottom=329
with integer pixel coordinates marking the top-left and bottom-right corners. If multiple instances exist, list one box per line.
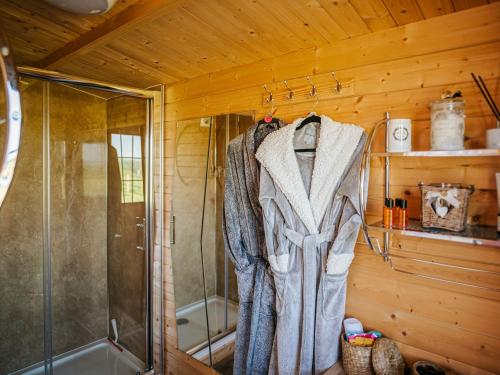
left=256, top=115, right=364, bottom=234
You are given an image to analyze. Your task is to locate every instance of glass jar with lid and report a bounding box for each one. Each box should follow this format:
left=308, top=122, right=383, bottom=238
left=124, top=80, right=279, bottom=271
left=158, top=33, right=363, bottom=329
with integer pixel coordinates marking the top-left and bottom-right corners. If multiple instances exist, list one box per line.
left=430, top=95, right=465, bottom=151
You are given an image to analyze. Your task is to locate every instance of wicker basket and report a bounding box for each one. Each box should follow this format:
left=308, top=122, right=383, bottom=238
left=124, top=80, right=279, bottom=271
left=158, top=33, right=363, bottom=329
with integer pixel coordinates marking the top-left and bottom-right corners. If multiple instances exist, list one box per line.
left=371, top=338, right=405, bottom=375
left=418, top=182, right=474, bottom=232
left=341, top=337, right=374, bottom=375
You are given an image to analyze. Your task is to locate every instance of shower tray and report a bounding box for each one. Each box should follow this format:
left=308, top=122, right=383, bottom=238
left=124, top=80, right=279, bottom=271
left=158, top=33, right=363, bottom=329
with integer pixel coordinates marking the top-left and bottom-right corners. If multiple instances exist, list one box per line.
left=11, top=339, right=144, bottom=375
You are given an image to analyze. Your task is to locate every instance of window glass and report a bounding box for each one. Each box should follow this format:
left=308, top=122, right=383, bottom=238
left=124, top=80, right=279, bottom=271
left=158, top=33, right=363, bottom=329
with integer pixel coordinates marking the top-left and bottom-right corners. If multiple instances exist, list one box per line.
left=111, top=133, right=144, bottom=203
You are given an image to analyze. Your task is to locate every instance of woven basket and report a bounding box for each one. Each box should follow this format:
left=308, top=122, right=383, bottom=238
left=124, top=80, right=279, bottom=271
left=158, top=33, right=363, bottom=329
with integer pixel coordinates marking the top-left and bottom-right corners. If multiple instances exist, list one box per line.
left=341, top=337, right=374, bottom=375
left=371, top=338, right=405, bottom=375
left=419, top=182, right=474, bottom=232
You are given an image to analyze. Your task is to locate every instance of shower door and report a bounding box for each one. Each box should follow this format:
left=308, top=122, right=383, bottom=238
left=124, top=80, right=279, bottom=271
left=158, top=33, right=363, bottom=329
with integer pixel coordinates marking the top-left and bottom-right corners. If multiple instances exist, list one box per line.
left=170, top=113, right=254, bottom=367
left=0, top=73, right=161, bottom=375
left=0, top=77, right=45, bottom=375
left=48, top=84, right=150, bottom=368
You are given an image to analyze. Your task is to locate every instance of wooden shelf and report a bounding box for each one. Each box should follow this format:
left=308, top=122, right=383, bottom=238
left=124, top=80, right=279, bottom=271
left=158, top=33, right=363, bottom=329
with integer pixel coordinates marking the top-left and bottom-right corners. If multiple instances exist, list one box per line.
left=369, top=219, right=500, bottom=248
left=371, top=149, right=500, bottom=157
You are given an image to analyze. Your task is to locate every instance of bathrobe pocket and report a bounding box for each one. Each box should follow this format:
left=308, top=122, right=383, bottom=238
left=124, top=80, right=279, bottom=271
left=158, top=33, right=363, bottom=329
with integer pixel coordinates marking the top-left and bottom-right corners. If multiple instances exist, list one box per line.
left=272, top=269, right=289, bottom=317
left=236, top=262, right=257, bottom=304
left=321, top=271, right=348, bottom=320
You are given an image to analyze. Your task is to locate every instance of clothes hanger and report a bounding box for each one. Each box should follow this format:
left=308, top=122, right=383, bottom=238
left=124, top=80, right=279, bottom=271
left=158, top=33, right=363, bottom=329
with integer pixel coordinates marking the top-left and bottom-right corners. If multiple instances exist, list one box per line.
left=296, top=113, right=321, bottom=131
left=296, top=77, right=321, bottom=131
left=294, top=114, right=318, bottom=153
left=294, top=78, right=319, bottom=153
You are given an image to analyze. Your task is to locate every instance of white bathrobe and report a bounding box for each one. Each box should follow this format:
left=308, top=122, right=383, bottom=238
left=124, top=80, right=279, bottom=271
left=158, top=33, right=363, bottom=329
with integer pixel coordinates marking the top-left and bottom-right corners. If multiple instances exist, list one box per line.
left=256, top=115, right=366, bottom=374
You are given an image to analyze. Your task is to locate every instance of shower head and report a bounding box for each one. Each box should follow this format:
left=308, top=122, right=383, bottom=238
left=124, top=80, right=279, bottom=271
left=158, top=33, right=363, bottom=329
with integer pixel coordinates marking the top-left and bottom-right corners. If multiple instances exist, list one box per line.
left=44, top=0, right=118, bottom=15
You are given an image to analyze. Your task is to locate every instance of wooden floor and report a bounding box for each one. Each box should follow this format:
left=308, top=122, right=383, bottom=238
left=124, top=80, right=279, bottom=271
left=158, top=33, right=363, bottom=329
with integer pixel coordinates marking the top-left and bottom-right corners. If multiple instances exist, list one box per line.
left=212, top=355, right=233, bottom=375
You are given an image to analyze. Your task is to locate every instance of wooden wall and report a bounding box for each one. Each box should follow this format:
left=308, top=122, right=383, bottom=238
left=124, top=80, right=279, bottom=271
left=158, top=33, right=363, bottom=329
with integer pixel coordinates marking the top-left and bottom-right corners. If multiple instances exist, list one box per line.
left=162, top=3, right=500, bottom=374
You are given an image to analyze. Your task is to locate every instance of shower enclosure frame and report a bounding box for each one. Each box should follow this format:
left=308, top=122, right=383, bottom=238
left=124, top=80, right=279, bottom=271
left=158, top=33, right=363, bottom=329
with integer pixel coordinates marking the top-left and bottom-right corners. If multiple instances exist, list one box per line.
left=10, top=66, right=164, bottom=375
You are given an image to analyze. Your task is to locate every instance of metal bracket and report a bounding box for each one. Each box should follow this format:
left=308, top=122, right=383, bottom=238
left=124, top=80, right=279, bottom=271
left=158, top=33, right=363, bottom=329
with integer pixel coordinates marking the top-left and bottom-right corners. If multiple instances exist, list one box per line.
left=136, top=217, right=145, bottom=251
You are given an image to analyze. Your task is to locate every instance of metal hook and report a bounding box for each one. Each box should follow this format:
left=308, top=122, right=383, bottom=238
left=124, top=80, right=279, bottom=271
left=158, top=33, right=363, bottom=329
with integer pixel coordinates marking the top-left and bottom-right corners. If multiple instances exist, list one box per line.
left=306, top=76, right=317, bottom=97
left=263, top=84, right=273, bottom=104
left=331, top=71, right=342, bottom=93
left=283, top=80, right=294, bottom=100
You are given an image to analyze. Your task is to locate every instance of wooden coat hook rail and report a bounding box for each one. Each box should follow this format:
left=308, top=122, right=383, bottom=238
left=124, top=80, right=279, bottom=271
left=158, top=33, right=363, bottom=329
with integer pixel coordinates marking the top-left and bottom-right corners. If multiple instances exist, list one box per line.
left=261, top=70, right=354, bottom=107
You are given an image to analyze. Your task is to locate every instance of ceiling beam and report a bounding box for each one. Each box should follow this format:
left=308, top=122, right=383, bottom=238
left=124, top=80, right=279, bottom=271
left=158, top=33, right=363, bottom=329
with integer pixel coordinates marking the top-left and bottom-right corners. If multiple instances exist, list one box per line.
left=36, top=0, right=184, bottom=69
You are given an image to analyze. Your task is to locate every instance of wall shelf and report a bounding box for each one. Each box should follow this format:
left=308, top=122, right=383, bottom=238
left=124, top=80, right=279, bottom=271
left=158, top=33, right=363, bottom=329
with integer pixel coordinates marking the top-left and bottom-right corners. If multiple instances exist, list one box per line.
left=369, top=219, right=500, bottom=248
left=359, top=113, right=500, bottom=274
left=371, top=149, right=500, bottom=158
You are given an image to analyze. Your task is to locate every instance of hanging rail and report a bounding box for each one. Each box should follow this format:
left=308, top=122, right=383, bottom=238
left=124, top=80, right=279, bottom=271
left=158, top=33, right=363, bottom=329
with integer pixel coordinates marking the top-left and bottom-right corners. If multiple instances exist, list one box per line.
left=260, top=70, right=354, bottom=107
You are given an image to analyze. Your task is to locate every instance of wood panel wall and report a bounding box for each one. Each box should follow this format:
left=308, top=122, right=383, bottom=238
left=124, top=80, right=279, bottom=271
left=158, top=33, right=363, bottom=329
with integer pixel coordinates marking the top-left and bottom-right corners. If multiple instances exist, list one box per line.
left=162, top=4, right=500, bottom=374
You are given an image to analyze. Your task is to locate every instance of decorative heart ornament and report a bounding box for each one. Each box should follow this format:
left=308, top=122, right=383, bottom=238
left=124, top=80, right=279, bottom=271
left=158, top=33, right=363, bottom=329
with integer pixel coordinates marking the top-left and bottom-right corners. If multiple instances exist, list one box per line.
left=425, top=189, right=460, bottom=218
left=435, top=202, right=449, bottom=218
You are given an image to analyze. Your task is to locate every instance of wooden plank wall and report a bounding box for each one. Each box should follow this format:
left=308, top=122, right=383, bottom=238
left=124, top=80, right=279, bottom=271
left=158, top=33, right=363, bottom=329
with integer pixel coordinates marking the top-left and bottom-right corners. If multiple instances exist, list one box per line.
left=162, top=4, right=500, bottom=374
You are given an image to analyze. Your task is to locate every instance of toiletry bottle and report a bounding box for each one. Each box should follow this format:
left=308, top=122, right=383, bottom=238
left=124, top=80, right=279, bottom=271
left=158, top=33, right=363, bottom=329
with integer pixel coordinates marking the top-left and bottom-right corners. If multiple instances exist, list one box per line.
left=394, top=198, right=402, bottom=228
left=383, top=198, right=394, bottom=228
left=399, top=199, right=409, bottom=229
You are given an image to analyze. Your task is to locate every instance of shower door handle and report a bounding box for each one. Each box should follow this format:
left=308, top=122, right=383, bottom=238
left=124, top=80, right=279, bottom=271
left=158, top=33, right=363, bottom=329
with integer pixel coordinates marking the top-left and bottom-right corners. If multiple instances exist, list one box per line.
left=170, top=215, right=175, bottom=245
left=136, top=217, right=145, bottom=251
left=0, top=29, right=22, bottom=210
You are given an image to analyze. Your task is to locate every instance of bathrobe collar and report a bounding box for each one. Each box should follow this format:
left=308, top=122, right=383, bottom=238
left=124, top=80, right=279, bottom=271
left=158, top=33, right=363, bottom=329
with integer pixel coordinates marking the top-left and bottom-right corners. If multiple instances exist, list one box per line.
left=244, top=121, right=285, bottom=220
left=256, top=115, right=364, bottom=234
left=243, top=124, right=263, bottom=219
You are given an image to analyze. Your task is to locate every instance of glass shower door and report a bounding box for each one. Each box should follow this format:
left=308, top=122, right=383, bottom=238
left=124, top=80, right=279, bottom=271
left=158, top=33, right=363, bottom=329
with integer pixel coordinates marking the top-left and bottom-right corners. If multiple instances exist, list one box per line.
left=170, top=113, right=254, bottom=368
left=0, top=78, right=45, bottom=374
left=0, top=77, right=156, bottom=375
left=47, top=83, right=149, bottom=374
left=171, top=117, right=213, bottom=354
left=48, top=82, right=110, bottom=363
left=107, top=98, right=148, bottom=361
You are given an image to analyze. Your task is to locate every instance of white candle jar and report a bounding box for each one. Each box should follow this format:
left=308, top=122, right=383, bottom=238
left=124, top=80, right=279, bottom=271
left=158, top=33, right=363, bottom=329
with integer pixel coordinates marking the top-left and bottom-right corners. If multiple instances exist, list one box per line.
left=430, top=98, right=465, bottom=151
left=387, top=118, right=412, bottom=152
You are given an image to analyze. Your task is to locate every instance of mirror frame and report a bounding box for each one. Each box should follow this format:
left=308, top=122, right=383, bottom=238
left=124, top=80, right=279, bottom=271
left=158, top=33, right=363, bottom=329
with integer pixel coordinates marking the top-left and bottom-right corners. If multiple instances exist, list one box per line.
left=0, top=29, right=22, bottom=209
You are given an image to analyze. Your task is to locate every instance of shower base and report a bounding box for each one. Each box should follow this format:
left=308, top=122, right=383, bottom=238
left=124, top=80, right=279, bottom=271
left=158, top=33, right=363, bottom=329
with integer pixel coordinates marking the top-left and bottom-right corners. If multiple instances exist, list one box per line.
left=12, top=339, right=144, bottom=375
left=176, top=295, right=238, bottom=353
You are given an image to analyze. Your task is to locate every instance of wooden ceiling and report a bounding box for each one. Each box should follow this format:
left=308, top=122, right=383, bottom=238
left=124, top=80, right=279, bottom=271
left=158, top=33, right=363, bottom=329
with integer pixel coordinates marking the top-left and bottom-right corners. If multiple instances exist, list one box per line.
left=0, top=0, right=495, bottom=88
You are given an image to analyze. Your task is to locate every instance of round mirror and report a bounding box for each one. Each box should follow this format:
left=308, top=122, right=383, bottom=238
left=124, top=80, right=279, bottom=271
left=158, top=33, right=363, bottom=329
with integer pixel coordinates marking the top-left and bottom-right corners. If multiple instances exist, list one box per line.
left=0, top=29, right=22, bottom=209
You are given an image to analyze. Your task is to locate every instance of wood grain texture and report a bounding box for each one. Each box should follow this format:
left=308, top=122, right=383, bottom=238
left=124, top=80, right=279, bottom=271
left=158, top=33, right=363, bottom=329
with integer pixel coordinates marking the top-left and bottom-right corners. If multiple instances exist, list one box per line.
left=0, top=0, right=496, bottom=87
left=382, top=0, right=425, bottom=24
left=36, top=0, right=185, bottom=69
left=162, top=4, right=500, bottom=374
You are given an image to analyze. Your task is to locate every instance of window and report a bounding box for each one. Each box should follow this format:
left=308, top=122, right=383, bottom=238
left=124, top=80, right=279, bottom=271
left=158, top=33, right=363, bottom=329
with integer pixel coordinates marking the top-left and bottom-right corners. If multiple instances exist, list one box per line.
left=111, top=133, right=144, bottom=203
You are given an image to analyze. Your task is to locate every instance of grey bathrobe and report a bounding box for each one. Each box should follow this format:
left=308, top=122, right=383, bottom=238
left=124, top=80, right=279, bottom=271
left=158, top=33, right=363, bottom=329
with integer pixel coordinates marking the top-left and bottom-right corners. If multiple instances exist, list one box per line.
left=223, top=121, right=283, bottom=375
left=256, top=116, right=366, bottom=375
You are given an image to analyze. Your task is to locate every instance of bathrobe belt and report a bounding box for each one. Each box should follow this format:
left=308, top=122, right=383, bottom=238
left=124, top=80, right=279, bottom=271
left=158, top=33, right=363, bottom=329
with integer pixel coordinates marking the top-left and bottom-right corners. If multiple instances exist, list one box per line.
left=283, top=226, right=333, bottom=374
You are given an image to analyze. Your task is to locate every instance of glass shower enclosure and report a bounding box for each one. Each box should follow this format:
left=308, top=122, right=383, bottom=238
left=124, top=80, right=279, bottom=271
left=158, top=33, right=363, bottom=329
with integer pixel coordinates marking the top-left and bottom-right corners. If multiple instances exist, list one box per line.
left=0, top=65, right=163, bottom=375
left=171, top=113, right=254, bottom=367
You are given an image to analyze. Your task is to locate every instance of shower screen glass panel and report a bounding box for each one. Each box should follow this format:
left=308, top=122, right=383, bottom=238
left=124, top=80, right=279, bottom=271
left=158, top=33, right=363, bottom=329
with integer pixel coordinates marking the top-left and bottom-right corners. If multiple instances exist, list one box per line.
left=49, top=84, right=148, bottom=371
left=0, top=77, right=156, bottom=375
left=0, top=78, right=44, bottom=375
left=171, top=113, right=254, bottom=367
